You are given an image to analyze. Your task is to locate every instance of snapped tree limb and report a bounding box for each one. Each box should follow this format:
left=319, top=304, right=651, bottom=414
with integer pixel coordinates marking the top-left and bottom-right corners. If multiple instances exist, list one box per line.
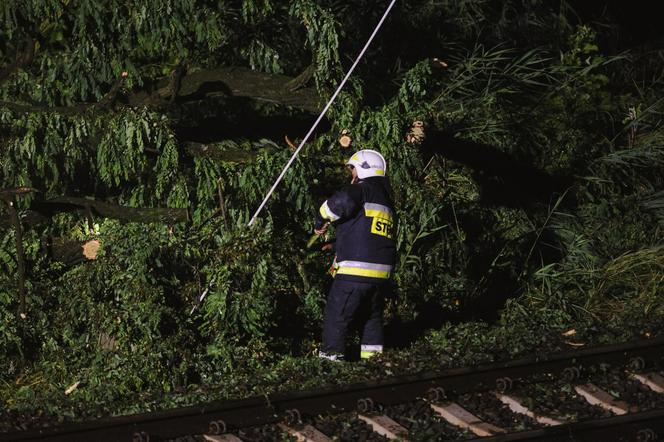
left=0, top=76, right=124, bottom=115
left=0, top=196, right=188, bottom=227
left=128, top=66, right=323, bottom=112
left=34, top=196, right=190, bottom=224
left=0, top=187, right=37, bottom=200
left=1, top=66, right=322, bottom=115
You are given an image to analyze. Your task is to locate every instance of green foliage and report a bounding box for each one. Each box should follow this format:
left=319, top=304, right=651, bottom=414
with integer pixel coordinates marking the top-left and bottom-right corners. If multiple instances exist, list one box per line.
left=0, top=0, right=663, bottom=426
left=200, top=225, right=276, bottom=354
left=289, top=0, right=341, bottom=89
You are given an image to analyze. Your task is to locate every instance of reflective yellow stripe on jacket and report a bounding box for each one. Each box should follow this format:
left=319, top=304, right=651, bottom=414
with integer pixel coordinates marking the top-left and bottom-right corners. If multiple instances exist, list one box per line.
left=363, top=202, right=394, bottom=220
left=319, top=200, right=341, bottom=221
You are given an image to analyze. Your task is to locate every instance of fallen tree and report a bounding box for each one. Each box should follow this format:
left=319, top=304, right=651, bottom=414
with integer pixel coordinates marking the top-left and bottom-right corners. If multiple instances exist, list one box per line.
left=0, top=66, right=323, bottom=116
left=1, top=196, right=189, bottom=228
left=128, top=66, right=323, bottom=113
left=33, top=196, right=189, bottom=224
left=47, top=237, right=101, bottom=265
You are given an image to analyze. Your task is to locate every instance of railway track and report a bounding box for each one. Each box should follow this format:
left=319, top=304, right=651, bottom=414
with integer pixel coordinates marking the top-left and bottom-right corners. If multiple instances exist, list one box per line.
left=3, top=336, right=664, bottom=442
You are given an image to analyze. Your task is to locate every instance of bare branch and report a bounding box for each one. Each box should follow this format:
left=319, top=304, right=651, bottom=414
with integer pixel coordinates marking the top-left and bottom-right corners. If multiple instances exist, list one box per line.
left=0, top=187, right=38, bottom=201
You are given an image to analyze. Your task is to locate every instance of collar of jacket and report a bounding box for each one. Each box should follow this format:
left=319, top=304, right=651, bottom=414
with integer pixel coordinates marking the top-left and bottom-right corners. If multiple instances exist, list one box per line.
left=356, top=176, right=386, bottom=184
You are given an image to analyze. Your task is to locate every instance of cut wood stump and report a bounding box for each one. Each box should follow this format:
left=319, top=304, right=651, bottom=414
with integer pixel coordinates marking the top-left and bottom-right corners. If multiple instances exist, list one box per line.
left=98, top=332, right=118, bottom=352
left=49, top=238, right=101, bottom=265
left=82, top=239, right=100, bottom=260
left=339, top=129, right=352, bottom=148
left=406, top=121, right=425, bottom=144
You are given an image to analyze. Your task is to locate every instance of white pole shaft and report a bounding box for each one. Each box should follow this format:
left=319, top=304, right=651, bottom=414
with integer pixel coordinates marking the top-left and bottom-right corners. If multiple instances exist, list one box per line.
left=248, top=0, right=397, bottom=226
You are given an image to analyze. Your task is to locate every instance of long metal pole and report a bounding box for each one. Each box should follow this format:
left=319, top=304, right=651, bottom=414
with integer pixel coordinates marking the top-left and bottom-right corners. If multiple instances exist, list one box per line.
left=248, top=0, right=398, bottom=226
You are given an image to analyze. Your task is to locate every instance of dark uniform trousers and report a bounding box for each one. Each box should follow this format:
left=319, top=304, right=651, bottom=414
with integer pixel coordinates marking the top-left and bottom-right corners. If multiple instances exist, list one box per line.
left=315, top=176, right=396, bottom=359
left=322, top=279, right=385, bottom=356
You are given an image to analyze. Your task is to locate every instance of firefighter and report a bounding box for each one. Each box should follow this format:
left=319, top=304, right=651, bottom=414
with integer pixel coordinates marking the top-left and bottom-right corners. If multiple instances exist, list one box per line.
left=313, top=149, right=397, bottom=361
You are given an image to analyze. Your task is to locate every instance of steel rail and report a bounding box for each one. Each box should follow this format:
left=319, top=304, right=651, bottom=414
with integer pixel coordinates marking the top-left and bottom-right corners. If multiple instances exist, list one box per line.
left=3, top=336, right=663, bottom=442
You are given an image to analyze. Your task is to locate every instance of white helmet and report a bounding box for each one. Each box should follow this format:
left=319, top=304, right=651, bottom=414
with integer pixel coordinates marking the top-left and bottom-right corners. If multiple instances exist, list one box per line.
left=346, top=149, right=387, bottom=179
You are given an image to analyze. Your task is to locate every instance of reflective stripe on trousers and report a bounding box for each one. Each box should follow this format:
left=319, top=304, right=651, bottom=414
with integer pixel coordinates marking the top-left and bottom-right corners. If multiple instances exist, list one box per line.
left=335, top=260, right=393, bottom=279
left=360, top=344, right=383, bottom=359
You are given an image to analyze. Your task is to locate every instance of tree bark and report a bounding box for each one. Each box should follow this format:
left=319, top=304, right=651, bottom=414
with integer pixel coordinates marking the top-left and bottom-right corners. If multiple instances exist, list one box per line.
left=418, top=130, right=575, bottom=207
left=34, top=197, right=189, bottom=224
left=0, top=210, right=49, bottom=229
left=1, top=66, right=322, bottom=115
left=0, top=187, right=37, bottom=199
left=0, top=189, right=34, bottom=316
left=0, top=195, right=187, bottom=228
left=130, top=66, right=323, bottom=113
left=47, top=237, right=100, bottom=265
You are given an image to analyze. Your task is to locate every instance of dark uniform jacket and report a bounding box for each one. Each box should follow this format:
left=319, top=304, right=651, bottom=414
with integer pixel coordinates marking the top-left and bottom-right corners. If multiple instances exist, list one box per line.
left=314, top=176, right=397, bottom=283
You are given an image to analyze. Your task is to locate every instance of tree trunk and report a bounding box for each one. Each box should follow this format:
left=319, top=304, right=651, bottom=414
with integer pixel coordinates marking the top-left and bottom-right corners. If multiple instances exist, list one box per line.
left=2, top=66, right=322, bottom=115
left=1, top=198, right=188, bottom=227
left=128, top=66, right=323, bottom=113
left=48, top=237, right=100, bottom=265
